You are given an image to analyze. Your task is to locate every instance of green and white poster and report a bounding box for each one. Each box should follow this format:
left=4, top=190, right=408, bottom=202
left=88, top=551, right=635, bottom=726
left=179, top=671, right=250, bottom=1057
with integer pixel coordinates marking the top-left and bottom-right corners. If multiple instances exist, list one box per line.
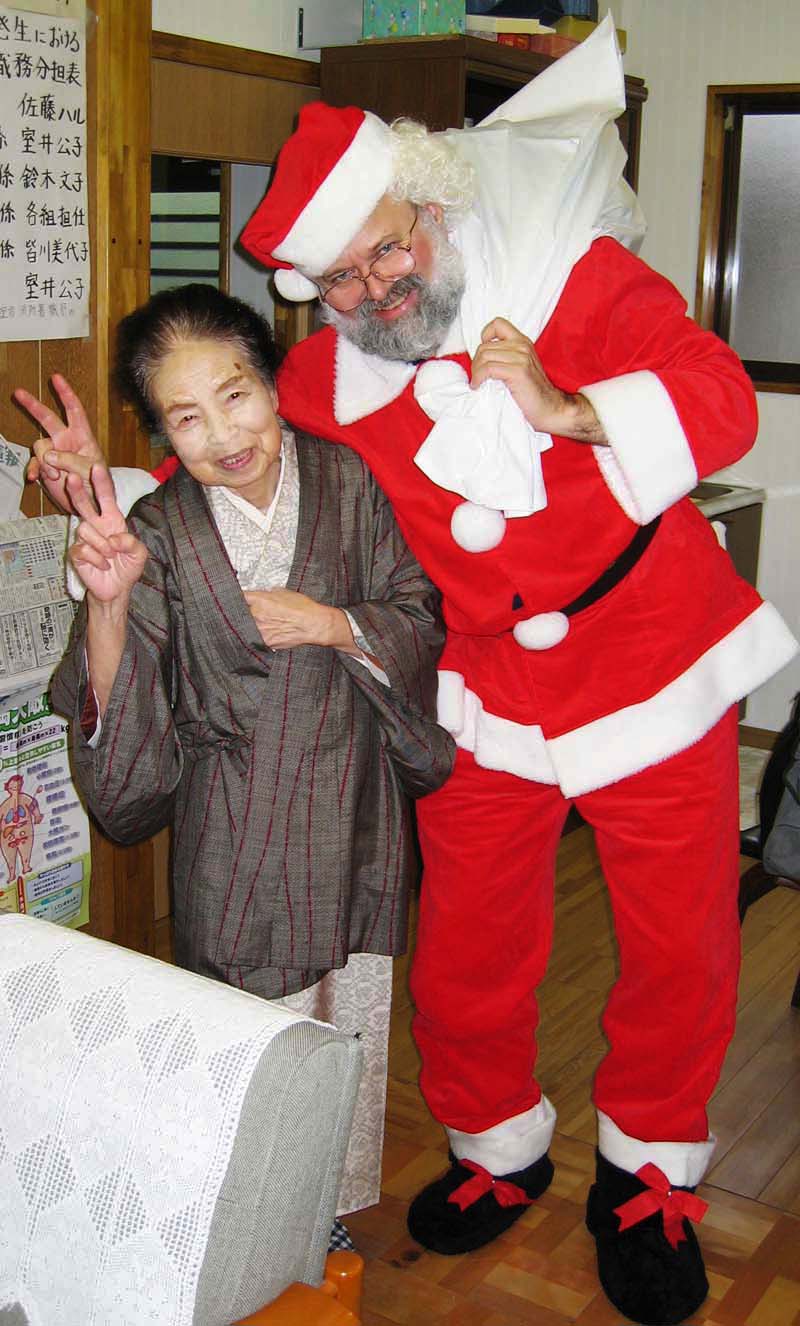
left=0, top=691, right=89, bottom=927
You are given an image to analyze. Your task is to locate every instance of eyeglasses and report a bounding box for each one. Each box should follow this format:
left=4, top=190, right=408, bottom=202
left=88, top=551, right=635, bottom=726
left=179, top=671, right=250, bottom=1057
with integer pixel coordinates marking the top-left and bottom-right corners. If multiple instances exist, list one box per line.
left=317, top=213, right=418, bottom=311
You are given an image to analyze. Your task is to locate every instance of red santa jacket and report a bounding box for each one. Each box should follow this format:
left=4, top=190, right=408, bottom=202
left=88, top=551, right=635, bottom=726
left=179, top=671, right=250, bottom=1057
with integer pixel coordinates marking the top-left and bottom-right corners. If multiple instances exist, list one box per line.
left=181, top=240, right=798, bottom=795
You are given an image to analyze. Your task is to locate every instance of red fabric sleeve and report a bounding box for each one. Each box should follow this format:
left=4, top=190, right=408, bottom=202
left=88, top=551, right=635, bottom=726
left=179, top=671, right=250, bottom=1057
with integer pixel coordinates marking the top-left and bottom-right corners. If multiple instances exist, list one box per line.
left=79, top=681, right=99, bottom=740
left=151, top=455, right=180, bottom=483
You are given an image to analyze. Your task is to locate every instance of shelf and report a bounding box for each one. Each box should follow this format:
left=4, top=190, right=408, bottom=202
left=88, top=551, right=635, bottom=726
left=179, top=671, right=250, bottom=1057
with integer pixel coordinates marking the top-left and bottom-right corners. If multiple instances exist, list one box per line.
left=321, top=37, right=647, bottom=187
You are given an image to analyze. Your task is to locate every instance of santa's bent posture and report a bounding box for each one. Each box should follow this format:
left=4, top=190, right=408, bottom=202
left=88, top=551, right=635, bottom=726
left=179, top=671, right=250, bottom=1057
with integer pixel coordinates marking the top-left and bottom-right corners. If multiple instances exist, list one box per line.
left=43, top=21, right=800, bottom=1326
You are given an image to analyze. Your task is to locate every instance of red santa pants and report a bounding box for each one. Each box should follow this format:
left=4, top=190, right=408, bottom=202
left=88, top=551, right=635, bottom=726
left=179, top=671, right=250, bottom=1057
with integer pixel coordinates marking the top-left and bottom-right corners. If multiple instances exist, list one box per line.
left=411, top=707, right=741, bottom=1145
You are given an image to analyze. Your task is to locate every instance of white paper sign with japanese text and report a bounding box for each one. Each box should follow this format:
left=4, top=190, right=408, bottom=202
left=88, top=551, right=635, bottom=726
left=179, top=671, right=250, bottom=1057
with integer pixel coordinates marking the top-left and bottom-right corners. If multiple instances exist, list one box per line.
left=0, top=2, right=89, bottom=340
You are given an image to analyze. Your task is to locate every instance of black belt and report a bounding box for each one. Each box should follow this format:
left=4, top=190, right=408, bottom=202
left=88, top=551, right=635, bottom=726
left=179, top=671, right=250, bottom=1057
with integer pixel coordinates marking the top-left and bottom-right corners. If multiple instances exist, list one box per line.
left=512, top=516, right=661, bottom=617
left=563, top=515, right=661, bottom=615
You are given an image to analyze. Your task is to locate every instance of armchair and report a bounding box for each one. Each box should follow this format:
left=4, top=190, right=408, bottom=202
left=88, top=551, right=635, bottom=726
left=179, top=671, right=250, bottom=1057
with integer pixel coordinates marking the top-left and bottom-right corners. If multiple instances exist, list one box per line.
left=0, top=914, right=364, bottom=1325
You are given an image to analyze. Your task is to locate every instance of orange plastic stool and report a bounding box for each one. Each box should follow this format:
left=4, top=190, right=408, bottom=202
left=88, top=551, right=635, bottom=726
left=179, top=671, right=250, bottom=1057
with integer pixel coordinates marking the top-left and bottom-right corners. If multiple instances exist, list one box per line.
left=233, top=1252, right=364, bottom=1324
left=319, top=1252, right=363, bottom=1315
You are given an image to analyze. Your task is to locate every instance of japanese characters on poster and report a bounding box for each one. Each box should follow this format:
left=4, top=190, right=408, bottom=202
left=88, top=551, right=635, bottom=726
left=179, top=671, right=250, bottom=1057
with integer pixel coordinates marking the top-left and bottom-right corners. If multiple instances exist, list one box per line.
left=0, top=2, right=89, bottom=340
left=0, top=691, right=90, bottom=927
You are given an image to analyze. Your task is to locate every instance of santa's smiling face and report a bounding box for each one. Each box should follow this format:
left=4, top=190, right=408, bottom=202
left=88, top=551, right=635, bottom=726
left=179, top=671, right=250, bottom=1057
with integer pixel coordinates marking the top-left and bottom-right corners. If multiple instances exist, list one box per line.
left=316, top=195, right=466, bottom=363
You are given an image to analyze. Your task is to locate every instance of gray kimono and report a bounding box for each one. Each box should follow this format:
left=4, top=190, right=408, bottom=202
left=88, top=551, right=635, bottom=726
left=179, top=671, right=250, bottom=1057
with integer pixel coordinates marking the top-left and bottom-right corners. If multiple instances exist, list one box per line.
left=51, top=434, right=454, bottom=998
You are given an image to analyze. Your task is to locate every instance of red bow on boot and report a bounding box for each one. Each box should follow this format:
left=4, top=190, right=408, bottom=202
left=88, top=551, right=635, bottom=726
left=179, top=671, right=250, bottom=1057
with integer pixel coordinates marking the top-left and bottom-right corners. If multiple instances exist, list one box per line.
left=447, top=1159, right=535, bottom=1212
left=614, top=1163, right=709, bottom=1249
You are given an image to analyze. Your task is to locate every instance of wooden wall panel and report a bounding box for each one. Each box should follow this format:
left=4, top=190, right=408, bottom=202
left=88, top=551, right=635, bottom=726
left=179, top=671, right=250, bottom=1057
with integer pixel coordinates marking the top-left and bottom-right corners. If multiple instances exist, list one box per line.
left=152, top=60, right=319, bottom=164
left=0, top=344, right=42, bottom=518
left=2, top=0, right=155, bottom=954
left=321, top=43, right=466, bottom=130
left=93, top=0, right=153, bottom=474
left=151, top=33, right=318, bottom=87
left=89, top=0, right=154, bottom=953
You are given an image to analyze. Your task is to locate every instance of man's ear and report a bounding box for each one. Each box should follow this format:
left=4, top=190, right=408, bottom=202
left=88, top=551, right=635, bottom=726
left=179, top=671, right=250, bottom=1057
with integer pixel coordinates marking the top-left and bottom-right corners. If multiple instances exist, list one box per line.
left=421, top=202, right=444, bottom=226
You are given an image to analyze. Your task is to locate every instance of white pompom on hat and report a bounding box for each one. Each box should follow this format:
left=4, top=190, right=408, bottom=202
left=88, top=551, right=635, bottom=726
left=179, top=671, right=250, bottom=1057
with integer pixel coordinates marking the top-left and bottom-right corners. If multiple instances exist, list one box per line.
left=274, top=268, right=320, bottom=302
left=239, top=101, right=396, bottom=301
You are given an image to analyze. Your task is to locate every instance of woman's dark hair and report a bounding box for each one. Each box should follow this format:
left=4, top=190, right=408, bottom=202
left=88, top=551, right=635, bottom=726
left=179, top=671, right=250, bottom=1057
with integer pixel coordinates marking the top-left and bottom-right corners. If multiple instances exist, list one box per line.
left=115, top=283, right=283, bottom=432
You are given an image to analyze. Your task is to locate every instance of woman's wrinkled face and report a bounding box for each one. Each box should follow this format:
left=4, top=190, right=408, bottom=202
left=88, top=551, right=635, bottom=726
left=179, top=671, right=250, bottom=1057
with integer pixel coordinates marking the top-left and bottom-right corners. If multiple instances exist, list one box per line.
left=151, top=337, right=282, bottom=509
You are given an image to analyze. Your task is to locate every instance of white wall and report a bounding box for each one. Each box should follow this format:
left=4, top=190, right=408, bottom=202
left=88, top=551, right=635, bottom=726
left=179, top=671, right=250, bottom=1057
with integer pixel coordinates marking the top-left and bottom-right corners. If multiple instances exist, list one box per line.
left=151, top=0, right=361, bottom=59
left=619, top=0, right=800, bottom=730
left=152, top=0, right=302, bottom=55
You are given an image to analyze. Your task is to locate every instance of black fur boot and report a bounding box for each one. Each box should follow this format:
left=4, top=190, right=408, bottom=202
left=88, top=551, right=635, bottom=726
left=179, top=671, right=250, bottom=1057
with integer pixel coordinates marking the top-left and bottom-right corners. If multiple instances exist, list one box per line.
left=407, top=1151, right=554, bottom=1255
left=586, top=1151, right=709, bottom=1325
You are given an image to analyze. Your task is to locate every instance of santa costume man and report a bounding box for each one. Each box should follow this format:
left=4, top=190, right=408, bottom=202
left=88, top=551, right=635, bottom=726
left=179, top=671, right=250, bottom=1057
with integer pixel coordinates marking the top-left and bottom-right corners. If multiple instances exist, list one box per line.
left=30, top=21, right=798, bottom=1326
left=238, top=23, right=797, bottom=1323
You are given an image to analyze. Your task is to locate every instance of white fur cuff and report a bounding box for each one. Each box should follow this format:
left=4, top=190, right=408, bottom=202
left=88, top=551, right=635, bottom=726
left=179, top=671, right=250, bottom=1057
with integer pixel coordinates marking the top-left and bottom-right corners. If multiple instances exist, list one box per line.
left=597, top=1110, right=716, bottom=1188
left=581, top=370, right=698, bottom=524
left=447, top=1097, right=556, bottom=1175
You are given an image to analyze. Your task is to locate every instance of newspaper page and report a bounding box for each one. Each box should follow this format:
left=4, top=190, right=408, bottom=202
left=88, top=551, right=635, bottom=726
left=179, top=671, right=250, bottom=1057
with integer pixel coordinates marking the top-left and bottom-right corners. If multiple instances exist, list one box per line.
left=0, top=434, right=28, bottom=517
left=0, top=512, right=77, bottom=710
left=0, top=689, right=90, bottom=926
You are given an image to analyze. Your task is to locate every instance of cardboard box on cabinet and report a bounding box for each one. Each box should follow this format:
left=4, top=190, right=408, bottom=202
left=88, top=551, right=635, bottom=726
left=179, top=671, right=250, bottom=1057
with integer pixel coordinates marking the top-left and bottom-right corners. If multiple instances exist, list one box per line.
left=362, top=1, right=466, bottom=39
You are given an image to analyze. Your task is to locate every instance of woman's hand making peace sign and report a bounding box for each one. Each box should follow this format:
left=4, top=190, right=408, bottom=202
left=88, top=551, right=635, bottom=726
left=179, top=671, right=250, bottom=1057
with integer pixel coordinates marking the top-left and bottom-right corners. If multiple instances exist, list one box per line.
left=68, top=465, right=148, bottom=606
left=13, top=374, right=105, bottom=513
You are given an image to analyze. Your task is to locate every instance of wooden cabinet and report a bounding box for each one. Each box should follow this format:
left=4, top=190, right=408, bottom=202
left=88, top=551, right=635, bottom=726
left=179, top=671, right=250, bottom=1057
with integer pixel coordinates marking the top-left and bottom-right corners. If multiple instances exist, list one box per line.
left=321, top=36, right=647, bottom=188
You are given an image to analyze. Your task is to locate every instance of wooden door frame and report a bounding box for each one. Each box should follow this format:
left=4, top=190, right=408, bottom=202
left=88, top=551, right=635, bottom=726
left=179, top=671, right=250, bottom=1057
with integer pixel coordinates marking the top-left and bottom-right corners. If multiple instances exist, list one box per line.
left=151, top=31, right=319, bottom=86
left=695, top=81, right=800, bottom=395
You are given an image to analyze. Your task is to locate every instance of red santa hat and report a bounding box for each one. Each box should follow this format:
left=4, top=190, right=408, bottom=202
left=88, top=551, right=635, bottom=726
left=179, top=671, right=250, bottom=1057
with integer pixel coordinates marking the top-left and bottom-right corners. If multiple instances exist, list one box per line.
left=240, top=101, right=396, bottom=302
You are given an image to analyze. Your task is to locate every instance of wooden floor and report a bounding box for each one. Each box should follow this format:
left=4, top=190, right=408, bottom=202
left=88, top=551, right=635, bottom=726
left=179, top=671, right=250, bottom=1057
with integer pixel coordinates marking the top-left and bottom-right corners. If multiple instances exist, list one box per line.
left=347, top=826, right=800, bottom=1326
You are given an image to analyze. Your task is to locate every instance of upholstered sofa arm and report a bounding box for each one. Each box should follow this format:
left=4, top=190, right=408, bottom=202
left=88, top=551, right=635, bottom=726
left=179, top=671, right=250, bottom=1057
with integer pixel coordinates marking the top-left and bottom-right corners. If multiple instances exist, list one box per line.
left=0, top=915, right=363, bottom=1326
left=234, top=1252, right=364, bottom=1323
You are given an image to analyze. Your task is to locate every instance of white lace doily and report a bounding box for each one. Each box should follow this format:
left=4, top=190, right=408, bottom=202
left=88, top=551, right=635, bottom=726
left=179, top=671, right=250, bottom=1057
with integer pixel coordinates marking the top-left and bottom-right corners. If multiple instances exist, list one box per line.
left=0, top=915, right=307, bottom=1326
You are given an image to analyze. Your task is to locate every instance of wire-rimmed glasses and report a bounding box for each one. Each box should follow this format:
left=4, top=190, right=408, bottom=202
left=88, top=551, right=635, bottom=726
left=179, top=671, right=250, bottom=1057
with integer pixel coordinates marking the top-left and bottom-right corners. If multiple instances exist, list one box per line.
left=317, top=213, right=418, bottom=311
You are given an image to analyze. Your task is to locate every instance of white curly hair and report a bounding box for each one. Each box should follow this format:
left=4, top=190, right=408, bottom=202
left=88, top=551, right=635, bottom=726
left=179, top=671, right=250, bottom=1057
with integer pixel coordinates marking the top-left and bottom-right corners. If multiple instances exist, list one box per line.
left=387, top=118, right=476, bottom=218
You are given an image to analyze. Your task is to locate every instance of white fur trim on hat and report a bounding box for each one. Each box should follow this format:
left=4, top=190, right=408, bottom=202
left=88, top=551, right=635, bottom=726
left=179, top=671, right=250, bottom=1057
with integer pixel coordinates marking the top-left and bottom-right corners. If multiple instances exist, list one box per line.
left=450, top=501, right=506, bottom=553
left=274, top=268, right=319, bottom=302
left=272, top=111, right=395, bottom=275
left=513, top=612, right=570, bottom=651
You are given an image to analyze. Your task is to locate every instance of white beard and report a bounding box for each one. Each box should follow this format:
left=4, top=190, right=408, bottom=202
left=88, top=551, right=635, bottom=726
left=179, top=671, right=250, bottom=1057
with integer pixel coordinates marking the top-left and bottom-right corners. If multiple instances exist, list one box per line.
left=320, top=214, right=465, bottom=363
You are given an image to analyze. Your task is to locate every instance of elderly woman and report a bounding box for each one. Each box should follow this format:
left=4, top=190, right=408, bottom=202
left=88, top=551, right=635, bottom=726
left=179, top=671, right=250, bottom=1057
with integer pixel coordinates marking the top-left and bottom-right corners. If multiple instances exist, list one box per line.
left=27, top=283, right=453, bottom=1221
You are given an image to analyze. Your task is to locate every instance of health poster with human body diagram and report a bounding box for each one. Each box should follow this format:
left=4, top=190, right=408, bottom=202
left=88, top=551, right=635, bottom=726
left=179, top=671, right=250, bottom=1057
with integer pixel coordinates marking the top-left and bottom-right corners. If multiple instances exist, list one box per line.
left=0, top=690, right=89, bottom=926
